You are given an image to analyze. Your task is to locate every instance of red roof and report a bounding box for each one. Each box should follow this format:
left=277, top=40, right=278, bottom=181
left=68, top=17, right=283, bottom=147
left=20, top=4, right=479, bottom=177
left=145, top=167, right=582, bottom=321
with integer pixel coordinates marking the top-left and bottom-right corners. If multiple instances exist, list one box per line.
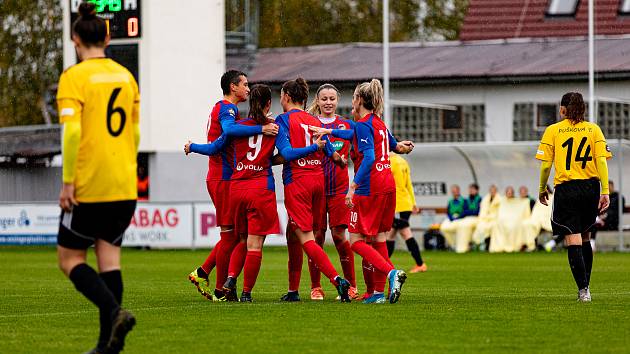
left=460, top=0, right=630, bottom=41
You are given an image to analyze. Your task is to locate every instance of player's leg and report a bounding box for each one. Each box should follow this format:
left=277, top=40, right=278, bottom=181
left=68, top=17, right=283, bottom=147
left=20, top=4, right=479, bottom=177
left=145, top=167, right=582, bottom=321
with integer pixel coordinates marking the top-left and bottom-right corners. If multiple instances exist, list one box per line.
left=296, top=228, right=351, bottom=302
left=331, top=226, right=358, bottom=298
left=241, top=234, right=266, bottom=302
left=565, top=234, right=590, bottom=301
left=281, top=224, right=303, bottom=301
left=387, top=218, right=400, bottom=257
left=308, top=228, right=325, bottom=300
left=581, top=232, right=593, bottom=287
left=396, top=211, right=427, bottom=272
left=361, top=255, right=375, bottom=300
left=223, top=233, right=248, bottom=300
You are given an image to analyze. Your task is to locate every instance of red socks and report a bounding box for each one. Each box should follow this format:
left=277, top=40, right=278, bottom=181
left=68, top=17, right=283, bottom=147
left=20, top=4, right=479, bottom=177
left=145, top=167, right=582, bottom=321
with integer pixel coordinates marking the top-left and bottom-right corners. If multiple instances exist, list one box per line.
left=227, top=242, right=247, bottom=278
left=371, top=241, right=393, bottom=293
left=307, top=234, right=325, bottom=289
left=287, top=237, right=303, bottom=292
left=201, top=239, right=221, bottom=274
left=303, top=240, right=339, bottom=285
left=335, top=240, right=356, bottom=288
left=215, top=229, right=238, bottom=290
left=351, top=240, right=394, bottom=293
left=243, top=250, right=263, bottom=293
left=362, top=258, right=374, bottom=294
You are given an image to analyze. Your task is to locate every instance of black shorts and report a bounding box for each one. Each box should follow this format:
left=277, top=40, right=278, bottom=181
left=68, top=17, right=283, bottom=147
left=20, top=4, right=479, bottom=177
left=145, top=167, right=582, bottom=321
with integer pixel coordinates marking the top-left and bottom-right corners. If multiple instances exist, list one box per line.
left=552, top=178, right=600, bottom=236
left=392, top=211, right=412, bottom=230
left=58, top=200, right=137, bottom=250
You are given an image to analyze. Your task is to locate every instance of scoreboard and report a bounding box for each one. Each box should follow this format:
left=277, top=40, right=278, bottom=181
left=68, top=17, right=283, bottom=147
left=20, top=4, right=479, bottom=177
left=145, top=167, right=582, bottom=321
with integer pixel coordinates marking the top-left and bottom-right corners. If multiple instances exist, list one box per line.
left=69, top=0, right=141, bottom=39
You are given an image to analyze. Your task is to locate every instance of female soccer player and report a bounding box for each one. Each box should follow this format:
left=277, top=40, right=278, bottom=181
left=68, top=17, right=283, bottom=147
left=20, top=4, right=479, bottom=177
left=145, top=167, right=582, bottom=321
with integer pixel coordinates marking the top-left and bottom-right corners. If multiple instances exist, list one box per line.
left=305, top=84, right=358, bottom=300
left=537, top=92, right=611, bottom=302
left=185, top=84, right=328, bottom=301
left=56, top=3, right=137, bottom=353
left=187, top=70, right=278, bottom=302
left=276, top=78, right=352, bottom=302
left=311, top=79, right=413, bottom=304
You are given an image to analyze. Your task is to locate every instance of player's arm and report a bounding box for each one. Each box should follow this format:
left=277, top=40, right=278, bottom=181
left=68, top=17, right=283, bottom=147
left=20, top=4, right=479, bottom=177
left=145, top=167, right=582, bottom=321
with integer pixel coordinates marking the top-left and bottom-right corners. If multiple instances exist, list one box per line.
left=184, top=134, right=227, bottom=156
left=132, top=76, right=141, bottom=152
left=405, top=163, right=417, bottom=207
left=346, top=122, right=374, bottom=208
left=58, top=98, right=82, bottom=211
left=274, top=118, right=318, bottom=161
left=536, top=127, right=555, bottom=206
left=388, top=130, right=414, bottom=154
left=220, top=105, right=277, bottom=137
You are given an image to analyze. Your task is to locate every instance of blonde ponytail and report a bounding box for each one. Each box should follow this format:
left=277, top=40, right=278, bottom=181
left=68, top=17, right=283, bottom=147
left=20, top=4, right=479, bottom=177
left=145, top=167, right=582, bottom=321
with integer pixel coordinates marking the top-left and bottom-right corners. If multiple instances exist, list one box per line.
left=356, top=79, right=384, bottom=115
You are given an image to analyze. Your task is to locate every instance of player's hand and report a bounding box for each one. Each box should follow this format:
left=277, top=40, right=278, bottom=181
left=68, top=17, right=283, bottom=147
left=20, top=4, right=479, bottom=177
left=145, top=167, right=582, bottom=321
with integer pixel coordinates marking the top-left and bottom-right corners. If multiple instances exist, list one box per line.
left=396, top=141, right=415, bottom=154
left=309, top=126, right=332, bottom=137
left=539, top=190, right=549, bottom=206
left=184, top=140, right=192, bottom=155
left=345, top=186, right=356, bottom=209
left=271, top=153, right=286, bottom=166
left=598, top=194, right=610, bottom=213
left=332, top=152, right=347, bottom=167
left=314, top=134, right=327, bottom=150
left=59, top=183, right=78, bottom=212
left=262, top=123, right=279, bottom=136
left=412, top=205, right=420, bottom=215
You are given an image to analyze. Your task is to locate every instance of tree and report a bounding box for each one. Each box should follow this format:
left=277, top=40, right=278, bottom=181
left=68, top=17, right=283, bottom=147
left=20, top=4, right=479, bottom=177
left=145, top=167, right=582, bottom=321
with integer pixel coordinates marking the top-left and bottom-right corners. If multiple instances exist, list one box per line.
left=420, top=0, right=469, bottom=41
left=0, top=0, right=63, bottom=127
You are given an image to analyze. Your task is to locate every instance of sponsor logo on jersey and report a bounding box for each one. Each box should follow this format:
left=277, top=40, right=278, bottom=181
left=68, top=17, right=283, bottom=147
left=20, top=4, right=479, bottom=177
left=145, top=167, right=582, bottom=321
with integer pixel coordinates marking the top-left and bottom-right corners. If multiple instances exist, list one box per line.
left=360, top=138, right=369, bottom=144
left=297, top=158, right=322, bottom=167
left=332, top=141, right=344, bottom=151
left=536, top=150, right=544, bottom=155
left=236, top=162, right=264, bottom=172
left=228, top=108, right=236, bottom=117
left=606, top=145, right=611, bottom=152
left=375, top=163, right=391, bottom=172
left=337, top=124, right=346, bottom=130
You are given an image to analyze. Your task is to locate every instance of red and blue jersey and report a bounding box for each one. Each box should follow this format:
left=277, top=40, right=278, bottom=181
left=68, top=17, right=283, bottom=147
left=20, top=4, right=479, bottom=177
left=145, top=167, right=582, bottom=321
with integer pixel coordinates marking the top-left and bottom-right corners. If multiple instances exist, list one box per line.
left=352, top=113, right=396, bottom=196
left=230, top=119, right=276, bottom=191
left=275, top=109, right=334, bottom=185
left=320, top=116, right=353, bottom=196
left=205, top=100, right=263, bottom=181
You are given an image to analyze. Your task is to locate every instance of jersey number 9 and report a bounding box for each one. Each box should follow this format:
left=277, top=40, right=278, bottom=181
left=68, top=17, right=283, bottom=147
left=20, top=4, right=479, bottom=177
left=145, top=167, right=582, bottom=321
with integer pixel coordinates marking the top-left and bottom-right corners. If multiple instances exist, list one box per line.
left=107, top=87, right=127, bottom=137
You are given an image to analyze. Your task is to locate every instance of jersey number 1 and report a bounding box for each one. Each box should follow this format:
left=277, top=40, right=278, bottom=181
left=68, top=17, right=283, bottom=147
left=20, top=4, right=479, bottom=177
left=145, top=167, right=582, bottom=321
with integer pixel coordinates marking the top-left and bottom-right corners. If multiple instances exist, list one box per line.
left=378, top=130, right=390, bottom=161
left=107, top=87, right=127, bottom=137
left=561, top=137, right=592, bottom=170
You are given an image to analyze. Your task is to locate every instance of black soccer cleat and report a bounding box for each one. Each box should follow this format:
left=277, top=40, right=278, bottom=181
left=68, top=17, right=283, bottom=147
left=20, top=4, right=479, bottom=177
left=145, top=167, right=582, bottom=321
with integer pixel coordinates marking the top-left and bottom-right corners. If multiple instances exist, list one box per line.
left=104, top=308, right=136, bottom=354
left=240, top=291, right=253, bottom=302
left=280, top=291, right=301, bottom=302
left=222, top=276, right=239, bottom=302
left=335, top=277, right=352, bottom=303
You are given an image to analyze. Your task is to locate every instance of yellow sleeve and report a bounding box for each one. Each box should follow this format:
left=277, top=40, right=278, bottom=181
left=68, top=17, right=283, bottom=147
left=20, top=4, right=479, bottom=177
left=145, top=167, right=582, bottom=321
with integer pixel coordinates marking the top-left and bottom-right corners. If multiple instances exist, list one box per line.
left=596, top=156, right=609, bottom=194
left=404, top=160, right=416, bottom=206
left=131, top=75, right=140, bottom=124
left=57, top=71, right=83, bottom=124
left=536, top=126, right=554, bottom=161
left=539, top=160, right=552, bottom=193
left=62, top=121, right=82, bottom=183
left=134, top=122, right=140, bottom=152
left=593, top=125, right=612, bottom=160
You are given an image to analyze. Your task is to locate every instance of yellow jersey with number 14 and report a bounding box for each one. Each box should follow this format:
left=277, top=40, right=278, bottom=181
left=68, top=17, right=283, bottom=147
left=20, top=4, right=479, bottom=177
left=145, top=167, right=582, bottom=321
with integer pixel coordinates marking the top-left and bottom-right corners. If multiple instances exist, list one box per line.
left=536, top=119, right=611, bottom=186
left=57, top=58, right=139, bottom=202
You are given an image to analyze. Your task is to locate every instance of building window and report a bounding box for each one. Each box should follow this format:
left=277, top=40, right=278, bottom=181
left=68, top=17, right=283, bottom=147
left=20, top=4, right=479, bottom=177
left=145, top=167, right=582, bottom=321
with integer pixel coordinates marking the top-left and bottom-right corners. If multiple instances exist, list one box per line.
left=546, top=0, right=579, bottom=16
left=620, top=0, right=630, bottom=15
left=442, top=106, right=463, bottom=130
left=392, top=104, right=485, bottom=143
left=536, top=103, right=558, bottom=130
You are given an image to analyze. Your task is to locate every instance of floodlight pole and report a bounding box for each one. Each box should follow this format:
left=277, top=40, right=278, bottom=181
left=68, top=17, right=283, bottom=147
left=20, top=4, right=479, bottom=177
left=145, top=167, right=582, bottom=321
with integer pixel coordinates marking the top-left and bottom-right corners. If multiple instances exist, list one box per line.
left=383, top=0, right=391, bottom=128
left=588, top=0, right=595, bottom=123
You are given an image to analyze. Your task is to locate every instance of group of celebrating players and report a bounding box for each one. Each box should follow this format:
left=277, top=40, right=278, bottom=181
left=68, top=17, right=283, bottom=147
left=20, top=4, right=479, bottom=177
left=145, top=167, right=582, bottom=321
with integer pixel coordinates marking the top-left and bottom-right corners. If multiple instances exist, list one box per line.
left=184, top=70, right=414, bottom=304
left=53, top=2, right=614, bottom=352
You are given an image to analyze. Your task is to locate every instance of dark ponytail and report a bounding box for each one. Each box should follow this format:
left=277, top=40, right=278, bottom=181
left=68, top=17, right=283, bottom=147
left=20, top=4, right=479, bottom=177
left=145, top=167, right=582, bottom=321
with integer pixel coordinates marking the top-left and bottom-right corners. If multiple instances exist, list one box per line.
left=248, top=84, right=272, bottom=125
left=560, top=92, right=586, bottom=124
left=72, top=2, right=107, bottom=47
left=281, top=77, right=309, bottom=107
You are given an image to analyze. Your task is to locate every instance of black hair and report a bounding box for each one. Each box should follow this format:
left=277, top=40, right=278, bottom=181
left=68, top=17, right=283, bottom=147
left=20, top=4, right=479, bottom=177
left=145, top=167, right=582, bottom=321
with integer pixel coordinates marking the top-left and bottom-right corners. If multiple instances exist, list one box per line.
left=281, top=77, right=309, bottom=106
left=221, top=70, right=247, bottom=95
left=560, top=92, right=586, bottom=123
left=72, top=2, right=107, bottom=47
left=248, top=84, right=272, bottom=125
left=469, top=183, right=479, bottom=191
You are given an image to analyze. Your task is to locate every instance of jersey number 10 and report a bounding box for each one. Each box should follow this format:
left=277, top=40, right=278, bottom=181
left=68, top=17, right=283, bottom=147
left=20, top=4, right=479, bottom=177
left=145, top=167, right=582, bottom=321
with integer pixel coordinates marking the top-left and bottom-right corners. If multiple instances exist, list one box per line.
left=107, top=87, right=126, bottom=137
left=561, top=137, right=592, bottom=170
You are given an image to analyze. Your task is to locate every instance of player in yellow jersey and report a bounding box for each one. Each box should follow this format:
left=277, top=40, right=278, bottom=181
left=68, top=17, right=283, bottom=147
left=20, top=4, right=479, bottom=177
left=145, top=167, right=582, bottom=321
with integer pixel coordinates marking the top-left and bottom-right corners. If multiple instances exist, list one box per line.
left=56, top=3, right=138, bottom=353
left=536, top=92, right=611, bottom=303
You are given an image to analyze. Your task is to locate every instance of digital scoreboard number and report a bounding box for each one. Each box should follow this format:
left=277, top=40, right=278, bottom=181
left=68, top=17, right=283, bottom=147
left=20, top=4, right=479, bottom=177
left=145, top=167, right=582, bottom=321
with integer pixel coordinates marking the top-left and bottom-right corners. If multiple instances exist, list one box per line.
left=69, top=0, right=141, bottom=39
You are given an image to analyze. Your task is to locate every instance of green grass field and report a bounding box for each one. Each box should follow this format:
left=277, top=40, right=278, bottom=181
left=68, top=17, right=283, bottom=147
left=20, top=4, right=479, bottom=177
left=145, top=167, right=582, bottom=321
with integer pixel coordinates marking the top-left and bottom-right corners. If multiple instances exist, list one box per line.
left=1, top=246, right=629, bottom=354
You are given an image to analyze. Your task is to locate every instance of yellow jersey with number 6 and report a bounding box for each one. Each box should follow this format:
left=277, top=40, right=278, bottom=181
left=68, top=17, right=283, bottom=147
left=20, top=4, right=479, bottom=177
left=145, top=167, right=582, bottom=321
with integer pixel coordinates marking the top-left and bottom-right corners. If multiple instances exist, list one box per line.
left=57, top=58, right=139, bottom=202
left=536, top=119, right=611, bottom=186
